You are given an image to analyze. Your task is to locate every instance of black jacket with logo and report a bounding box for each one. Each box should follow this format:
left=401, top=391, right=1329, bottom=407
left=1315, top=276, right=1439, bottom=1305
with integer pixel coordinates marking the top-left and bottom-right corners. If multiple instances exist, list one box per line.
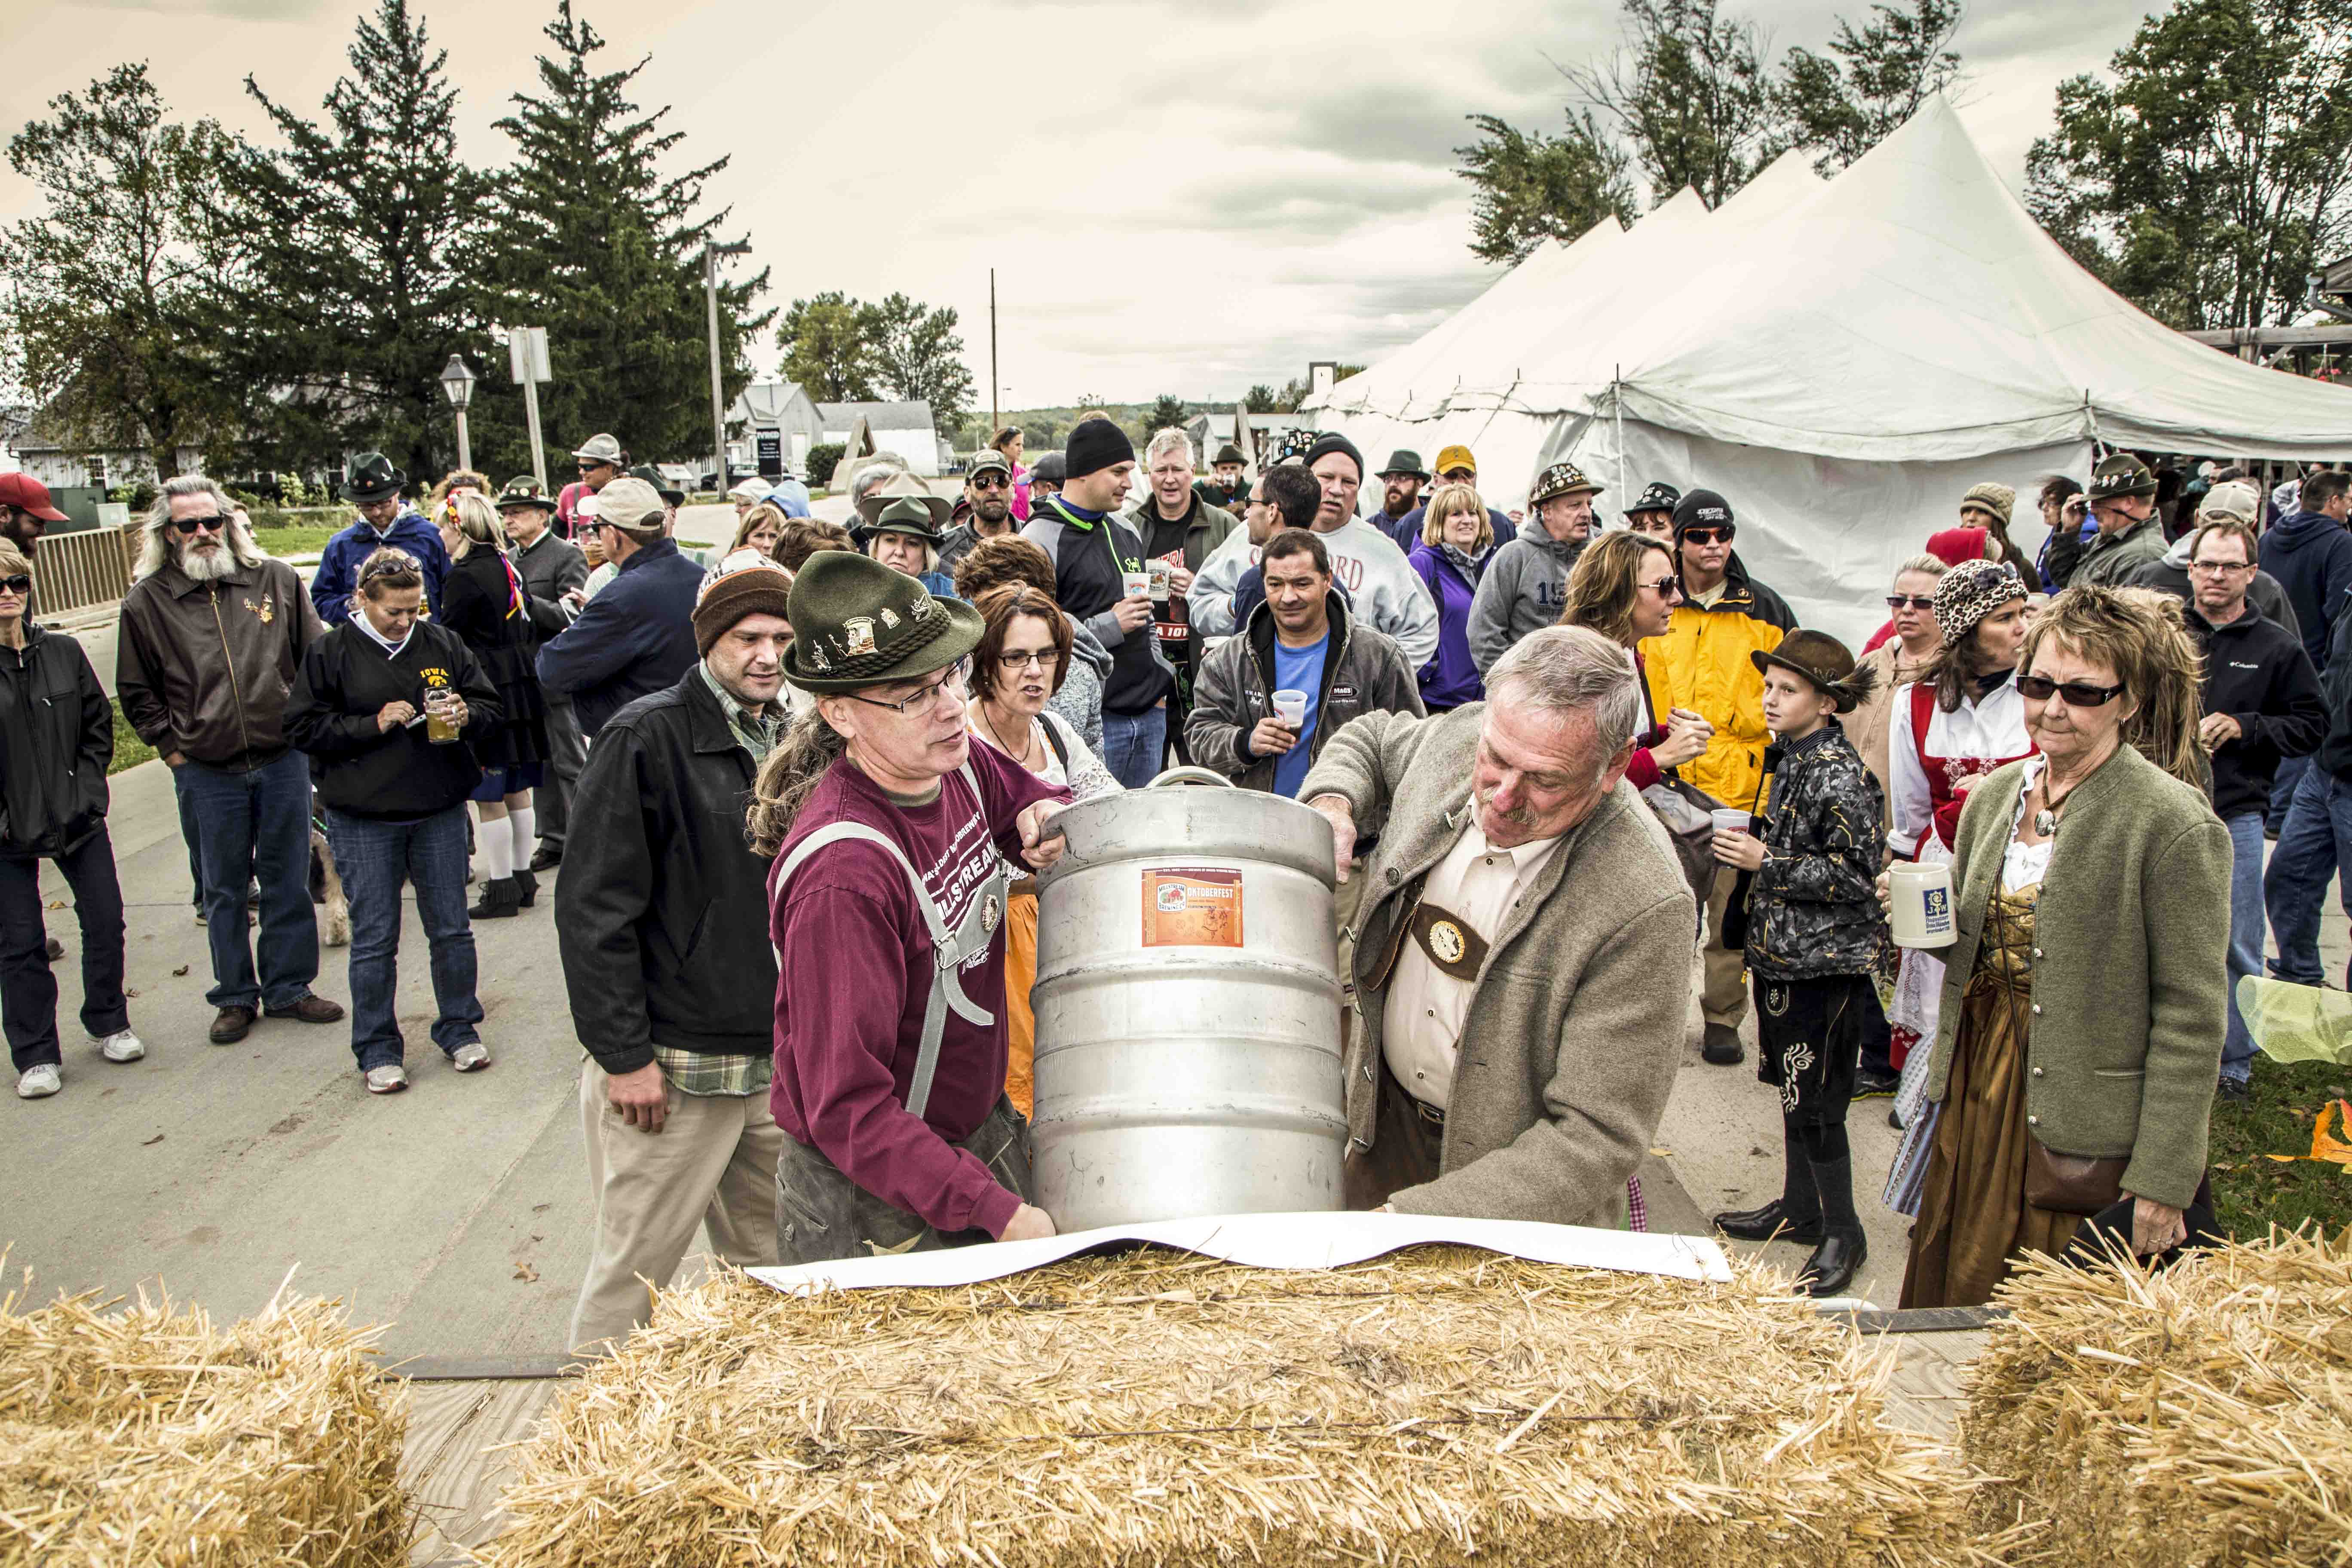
left=2189, top=600, right=2321, bottom=818
left=1020, top=496, right=1176, bottom=717
left=0, top=625, right=112, bottom=860
left=285, top=620, right=503, bottom=820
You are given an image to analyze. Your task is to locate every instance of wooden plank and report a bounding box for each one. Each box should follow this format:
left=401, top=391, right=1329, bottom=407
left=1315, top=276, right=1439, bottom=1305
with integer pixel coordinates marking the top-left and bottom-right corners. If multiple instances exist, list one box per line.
left=2185, top=323, right=2352, bottom=348
left=399, top=1377, right=566, bottom=1566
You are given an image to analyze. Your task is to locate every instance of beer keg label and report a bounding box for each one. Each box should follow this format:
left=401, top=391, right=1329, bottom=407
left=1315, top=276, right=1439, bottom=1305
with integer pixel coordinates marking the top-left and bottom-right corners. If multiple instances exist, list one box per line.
left=1142, top=867, right=1244, bottom=948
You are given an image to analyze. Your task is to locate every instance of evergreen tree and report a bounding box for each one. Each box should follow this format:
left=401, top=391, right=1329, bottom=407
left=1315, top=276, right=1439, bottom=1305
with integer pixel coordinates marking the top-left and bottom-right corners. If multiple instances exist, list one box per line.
left=225, top=0, right=490, bottom=486
left=485, top=0, right=771, bottom=484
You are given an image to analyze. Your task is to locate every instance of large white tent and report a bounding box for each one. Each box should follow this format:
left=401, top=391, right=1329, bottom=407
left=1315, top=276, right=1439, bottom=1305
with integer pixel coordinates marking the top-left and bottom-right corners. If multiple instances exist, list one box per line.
left=1309, top=97, right=2352, bottom=643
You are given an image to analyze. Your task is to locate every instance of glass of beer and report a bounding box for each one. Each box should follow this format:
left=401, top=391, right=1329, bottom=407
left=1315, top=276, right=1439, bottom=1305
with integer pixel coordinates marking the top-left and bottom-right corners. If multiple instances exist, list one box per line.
left=423, top=687, right=460, bottom=745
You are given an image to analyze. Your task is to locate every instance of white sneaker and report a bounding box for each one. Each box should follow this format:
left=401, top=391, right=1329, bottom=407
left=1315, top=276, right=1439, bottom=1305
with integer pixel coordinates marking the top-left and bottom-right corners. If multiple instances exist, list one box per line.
left=363, top=1064, right=409, bottom=1095
left=449, top=1041, right=491, bottom=1072
left=93, top=1029, right=145, bottom=1063
left=16, top=1064, right=61, bottom=1099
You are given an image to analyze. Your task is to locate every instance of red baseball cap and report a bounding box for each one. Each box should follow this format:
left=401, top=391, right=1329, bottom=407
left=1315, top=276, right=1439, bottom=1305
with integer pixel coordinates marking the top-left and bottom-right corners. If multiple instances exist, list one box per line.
left=0, top=473, right=68, bottom=522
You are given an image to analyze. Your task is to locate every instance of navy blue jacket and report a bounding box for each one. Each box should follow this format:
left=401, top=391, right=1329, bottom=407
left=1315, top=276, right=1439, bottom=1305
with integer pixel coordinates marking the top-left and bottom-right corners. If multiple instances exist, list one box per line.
left=533, top=537, right=704, bottom=738
left=1387, top=504, right=1517, bottom=554
left=2259, top=510, right=2352, bottom=672
left=309, top=509, right=450, bottom=627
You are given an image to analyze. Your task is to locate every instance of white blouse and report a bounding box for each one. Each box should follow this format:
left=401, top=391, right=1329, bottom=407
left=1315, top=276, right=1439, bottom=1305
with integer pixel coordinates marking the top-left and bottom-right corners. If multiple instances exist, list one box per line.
left=2000, top=756, right=2055, bottom=892
left=1885, top=672, right=2034, bottom=857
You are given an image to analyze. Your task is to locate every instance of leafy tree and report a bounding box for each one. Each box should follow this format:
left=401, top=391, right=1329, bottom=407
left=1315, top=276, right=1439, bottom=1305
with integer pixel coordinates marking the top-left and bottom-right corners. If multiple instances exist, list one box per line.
left=867, top=292, right=975, bottom=425
left=1143, top=394, right=1189, bottom=437
left=1243, top=383, right=1280, bottom=413
left=1569, top=0, right=1778, bottom=207
left=483, top=1, right=771, bottom=481
left=1774, top=0, right=1964, bottom=173
left=224, top=0, right=491, bottom=482
left=1, top=64, right=239, bottom=475
left=1456, top=111, right=1638, bottom=264
left=780, top=291, right=879, bottom=402
left=2025, top=0, right=2352, bottom=333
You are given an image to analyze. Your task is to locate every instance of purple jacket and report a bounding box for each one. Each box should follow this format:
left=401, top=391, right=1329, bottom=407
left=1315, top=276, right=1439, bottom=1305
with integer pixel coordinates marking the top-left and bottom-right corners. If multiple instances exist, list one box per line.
left=1408, top=541, right=1488, bottom=710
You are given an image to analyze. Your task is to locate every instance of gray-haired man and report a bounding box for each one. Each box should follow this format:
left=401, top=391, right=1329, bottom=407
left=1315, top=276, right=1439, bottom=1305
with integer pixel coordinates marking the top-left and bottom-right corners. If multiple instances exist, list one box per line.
left=1301, top=625, right=1693, bottom=1225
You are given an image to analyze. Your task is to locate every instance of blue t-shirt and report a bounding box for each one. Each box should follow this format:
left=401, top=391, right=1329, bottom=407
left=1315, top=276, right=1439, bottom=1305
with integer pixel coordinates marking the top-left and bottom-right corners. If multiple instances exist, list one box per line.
left=1269, top=631, right=1331, bottom=799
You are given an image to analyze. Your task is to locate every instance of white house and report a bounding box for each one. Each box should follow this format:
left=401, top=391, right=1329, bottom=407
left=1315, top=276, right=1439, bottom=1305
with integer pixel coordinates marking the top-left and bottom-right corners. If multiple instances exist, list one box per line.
left=817, top=400, right=941, bottom=478
left=727, top=380, right=825, bottom=479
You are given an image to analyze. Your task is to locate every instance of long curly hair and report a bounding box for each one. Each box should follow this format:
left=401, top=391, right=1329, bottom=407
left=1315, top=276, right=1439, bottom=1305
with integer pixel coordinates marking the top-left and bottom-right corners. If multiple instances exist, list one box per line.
left=2020, top=584, right=2206, bottom=790
left=746, top=707, right=848, bottom=858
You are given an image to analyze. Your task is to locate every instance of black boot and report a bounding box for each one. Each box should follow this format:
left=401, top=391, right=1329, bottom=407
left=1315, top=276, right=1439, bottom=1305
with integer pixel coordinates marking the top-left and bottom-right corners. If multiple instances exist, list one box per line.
left=513, top=866, right=538, bottom=908
left=469, top=875, right=521, bottom=920
left=1801, top=1151, right=1867, bottom=1297
left=1713, top=1137, right=1822, bottom=1243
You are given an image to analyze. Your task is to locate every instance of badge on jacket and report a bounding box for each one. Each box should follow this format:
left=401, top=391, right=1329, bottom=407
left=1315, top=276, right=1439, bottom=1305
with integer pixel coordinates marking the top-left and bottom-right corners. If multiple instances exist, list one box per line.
left=248, top=591, right=276, bottom=625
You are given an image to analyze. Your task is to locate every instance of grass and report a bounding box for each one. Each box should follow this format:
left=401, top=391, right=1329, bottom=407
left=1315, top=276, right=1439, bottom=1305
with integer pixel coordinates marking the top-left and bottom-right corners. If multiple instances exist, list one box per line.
left=2207, top=1054, right=2352, bottom=1239
left=251, top=527, right=340, bottom=557
left=109, top=698, right=156, bottom=775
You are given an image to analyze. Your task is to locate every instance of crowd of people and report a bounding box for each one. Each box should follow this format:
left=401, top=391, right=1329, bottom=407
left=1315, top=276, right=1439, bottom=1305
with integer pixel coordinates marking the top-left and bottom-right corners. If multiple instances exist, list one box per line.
left=0, top=423, right=2322, bottom=1341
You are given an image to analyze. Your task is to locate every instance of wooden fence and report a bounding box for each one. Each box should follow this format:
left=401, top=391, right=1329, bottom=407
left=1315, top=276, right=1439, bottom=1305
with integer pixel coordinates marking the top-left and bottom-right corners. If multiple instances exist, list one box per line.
left=32, top=525, right=138, bottom=617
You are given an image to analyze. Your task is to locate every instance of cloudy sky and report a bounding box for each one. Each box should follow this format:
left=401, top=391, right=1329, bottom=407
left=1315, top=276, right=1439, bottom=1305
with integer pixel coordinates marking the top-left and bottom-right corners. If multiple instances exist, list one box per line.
left=0, top=0, right=2158, bottom=407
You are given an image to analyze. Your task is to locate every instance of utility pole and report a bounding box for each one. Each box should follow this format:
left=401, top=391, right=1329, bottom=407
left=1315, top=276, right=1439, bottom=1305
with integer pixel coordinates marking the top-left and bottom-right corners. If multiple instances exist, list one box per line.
left=989, top=267, right=999, bottom=433
left=705, top=240, right=751, bottom=491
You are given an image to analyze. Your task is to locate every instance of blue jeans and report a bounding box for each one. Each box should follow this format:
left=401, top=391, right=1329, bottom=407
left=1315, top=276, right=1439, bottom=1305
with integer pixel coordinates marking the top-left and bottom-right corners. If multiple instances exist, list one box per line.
left=325, top=805, right=481, bottom=1070
left=173, top=751, right=319, bottom=1011
left=1099, top=704, right=1169, bottom=791
left=2263, top=766, right=2352, bottom=989
left=2268, top=753, right=2311, bottom=834
left=2222, top=811, right=2266, bottom=1083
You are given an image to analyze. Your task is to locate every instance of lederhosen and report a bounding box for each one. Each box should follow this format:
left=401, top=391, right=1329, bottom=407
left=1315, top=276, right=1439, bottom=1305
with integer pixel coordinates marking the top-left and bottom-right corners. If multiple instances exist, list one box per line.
left=1341, top=873, right=1491, bottom=1210
left=770, top=766, right=1030, bottom=1264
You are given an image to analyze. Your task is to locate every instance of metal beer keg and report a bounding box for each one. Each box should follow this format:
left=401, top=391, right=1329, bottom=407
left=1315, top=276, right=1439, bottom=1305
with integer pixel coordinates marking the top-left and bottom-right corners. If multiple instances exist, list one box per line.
left=1030, top=769, right=1346, bottom=1230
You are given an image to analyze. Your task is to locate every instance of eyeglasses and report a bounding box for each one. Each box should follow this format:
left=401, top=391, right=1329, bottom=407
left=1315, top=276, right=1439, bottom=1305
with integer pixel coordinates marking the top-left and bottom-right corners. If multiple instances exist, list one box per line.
left=997, top=648, right=1060, bottom=671
left=0, top=575, right=31, bottom=594
left=1679, top=526, right=1735, bottom=545
left=845, top=656, right=972, bottom=714
left=169, top=514, right=227, bottom=536
left=2015, top=674, right=2127, bottom=707
left=1640, top=576, right=1684, bottom=600
left=2187, top=560, right=2254, bottom=576
left=1886, top=594, right=1936, bottom=609
left=970, top=475, right=1011, bottom=490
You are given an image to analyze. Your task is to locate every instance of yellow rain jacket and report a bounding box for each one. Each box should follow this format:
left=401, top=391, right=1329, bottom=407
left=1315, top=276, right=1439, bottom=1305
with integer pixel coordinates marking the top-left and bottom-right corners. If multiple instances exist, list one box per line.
left=1638, top=557, right=1795, bottom=810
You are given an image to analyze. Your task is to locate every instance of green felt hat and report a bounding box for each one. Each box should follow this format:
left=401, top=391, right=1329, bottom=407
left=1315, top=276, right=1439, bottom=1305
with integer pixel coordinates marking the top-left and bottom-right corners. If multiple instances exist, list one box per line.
left=782, top=549, right=982, bottom=694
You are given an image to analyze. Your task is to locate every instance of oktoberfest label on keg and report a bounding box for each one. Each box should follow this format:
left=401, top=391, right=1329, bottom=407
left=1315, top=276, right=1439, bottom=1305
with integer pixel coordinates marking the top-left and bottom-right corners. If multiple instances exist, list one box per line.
left=1140, top=867, right=1245, bottom=948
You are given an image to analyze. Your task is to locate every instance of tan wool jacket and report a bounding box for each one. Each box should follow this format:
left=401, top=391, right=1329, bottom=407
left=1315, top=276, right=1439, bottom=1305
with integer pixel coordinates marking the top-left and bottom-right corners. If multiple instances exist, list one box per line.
left=1931, top=743, right=2230, bottom=1210
left=1299, top=707, right=1696, bottom=1225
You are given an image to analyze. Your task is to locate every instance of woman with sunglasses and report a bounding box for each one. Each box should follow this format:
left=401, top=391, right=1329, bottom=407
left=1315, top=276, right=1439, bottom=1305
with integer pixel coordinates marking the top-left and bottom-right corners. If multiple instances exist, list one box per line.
left=1882, top=559, right=2036, bottom=1110
left=1897, top=585, right=2226, bottom=1307
left=1841, top=554, right=1950, bottom=822
left=0, top=541, right=141, bottom=1099
left=1559, top=529, right=1712, bottom=787
left=962, top=584, right=1121, bottom=1117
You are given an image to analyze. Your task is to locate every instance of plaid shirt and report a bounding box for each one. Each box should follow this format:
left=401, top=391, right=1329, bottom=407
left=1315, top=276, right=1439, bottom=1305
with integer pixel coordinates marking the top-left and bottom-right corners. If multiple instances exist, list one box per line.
left=697, top=660, right=784, bottom=761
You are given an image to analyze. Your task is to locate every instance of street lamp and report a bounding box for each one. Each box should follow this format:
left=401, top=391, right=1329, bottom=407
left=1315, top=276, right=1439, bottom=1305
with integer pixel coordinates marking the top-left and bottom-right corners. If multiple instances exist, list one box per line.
left=704, top=241, right=752, bottom=494
left=439, top=353, right=478, bottom=473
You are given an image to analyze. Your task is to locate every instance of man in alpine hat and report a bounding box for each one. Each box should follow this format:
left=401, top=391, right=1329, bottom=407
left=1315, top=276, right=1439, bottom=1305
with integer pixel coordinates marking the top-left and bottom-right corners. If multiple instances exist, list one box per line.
left=1204, top=442, right=1250, bottom=509
left=1371, top=450, right=1432, bottom=535
left=857, top=473, right=958, bottom=597
left=1467, top=460, right=1602, bottom=676
left=311, top=452, right=449, bottom=627
left=1384, top=442, right=1518, bottom=552
left=750, top=550, right=1070, bottom=1262
left=2069, top=454, right=2168, bottom=587
left=1624, top=481, right=1681, bottom=541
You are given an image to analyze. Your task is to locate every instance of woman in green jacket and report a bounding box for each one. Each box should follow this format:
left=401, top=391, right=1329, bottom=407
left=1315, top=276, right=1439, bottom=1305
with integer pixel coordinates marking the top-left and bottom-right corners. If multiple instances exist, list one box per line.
left=1899, top=586, right=2227, bottom=1309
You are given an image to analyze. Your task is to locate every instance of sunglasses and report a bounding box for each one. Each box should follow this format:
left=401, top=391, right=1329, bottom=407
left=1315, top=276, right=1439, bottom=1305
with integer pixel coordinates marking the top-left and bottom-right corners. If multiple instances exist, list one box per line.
left=1640, top=576, right=1684, bottom=600
left=970, top=474, right=1011, bottom=490
left=2015, top=674, right=2126, bottom=707
left=1886, top=594, right=1936, bottom=610
left=169, top=514, right=228, bottom=536
left=1679, top=526, right=1734, bottom=545
left=0, top=574, right=31, bottom=594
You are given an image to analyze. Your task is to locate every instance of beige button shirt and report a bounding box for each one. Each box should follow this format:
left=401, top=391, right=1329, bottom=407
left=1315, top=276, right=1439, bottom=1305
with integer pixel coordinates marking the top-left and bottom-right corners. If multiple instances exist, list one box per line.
left=1381, top=805, right=1564, bottom=1111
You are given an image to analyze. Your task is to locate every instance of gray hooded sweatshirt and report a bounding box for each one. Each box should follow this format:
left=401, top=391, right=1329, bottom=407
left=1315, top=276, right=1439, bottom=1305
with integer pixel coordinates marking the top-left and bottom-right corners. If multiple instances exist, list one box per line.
left=1186, top=517, right=1440, bottom=667
left=1466, top=527, right=1588, bottom=676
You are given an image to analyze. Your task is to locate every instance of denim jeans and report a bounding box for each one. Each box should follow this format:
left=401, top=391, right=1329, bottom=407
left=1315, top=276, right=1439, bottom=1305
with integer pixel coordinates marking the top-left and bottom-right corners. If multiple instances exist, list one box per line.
left=2263, top=766, right=2352, bottom=989
left=325, top=805, right=482, bottom=1070
left=173, top=750, right=318, bottom=1011
left=1099, top=704, right=1169, bottom=791
left=2267, top=753, right=2311, bottom=835
left=2222, top=811, right=2266, bottom=1083
left=0, top=827, right=130, bottom=1072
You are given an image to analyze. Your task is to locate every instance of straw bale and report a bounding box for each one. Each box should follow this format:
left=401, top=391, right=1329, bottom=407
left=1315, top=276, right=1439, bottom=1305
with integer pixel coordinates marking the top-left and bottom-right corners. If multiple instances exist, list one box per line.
left=475, top=1246, right=1975, bottom=1568
left=1960, top=1230, right=2352, bottom=1567
left=0, top=1271, right=410, bottom=1567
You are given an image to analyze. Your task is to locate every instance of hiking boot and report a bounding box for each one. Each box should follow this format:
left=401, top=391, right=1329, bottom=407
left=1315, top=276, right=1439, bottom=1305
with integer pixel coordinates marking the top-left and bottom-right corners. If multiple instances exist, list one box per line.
left=210, top=1006, right=257, bottom=1044
left=528, top=844, right=563, bottom=873
left=1701, top=1022, right=1744, bottom=1065
left=263, top=995, right=345, bottom=1025
left=1800, top=1231, right=1868, bottom=1298
left=1851, top=1067, right=1899, bottom=1099
left=363, top=1064, right=409, bottom=1095
left=1712, top=1198, right=1824, bottom=1245
left=449, top=1041, right=492, bottom=1072
left=512, top=866, right=538, bottom=908
left=93, top=1029, right=145, bottom=1063
left=15, top=1064, right=60, bottom=1099
left=469, top=875, right=521, bottom=920
left=2216, top=1076, right=2251, bottom=1103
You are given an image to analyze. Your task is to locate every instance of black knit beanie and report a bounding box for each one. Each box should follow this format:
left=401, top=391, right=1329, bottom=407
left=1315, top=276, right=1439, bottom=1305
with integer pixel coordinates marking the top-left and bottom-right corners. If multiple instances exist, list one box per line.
left=1065, top=419, right=1136, bottom=480
left=1672, top=487, right=1734, bottom=536
left=1303, top=432, right=1364, bottom=481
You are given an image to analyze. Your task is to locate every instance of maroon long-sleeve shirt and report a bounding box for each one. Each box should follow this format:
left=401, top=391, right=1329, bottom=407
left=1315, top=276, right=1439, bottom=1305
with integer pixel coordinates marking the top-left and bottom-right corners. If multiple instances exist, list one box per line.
left=769, top=741, right=1065, bottom=1238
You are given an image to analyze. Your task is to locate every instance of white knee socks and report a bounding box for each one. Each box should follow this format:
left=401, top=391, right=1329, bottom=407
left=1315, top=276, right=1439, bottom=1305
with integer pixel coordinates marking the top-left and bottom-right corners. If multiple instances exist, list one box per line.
left=508, top=805, right=537, bottom=870
left=478, top=815, right=515, bottom=880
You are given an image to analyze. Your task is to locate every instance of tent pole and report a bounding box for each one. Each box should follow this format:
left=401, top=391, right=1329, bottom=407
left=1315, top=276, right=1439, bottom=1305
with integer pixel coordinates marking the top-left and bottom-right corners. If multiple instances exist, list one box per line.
left=1614, top=365, right=1627, bottom=516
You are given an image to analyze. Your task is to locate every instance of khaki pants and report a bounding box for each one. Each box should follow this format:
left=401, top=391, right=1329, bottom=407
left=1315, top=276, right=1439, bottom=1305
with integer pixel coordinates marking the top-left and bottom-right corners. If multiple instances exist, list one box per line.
left=570, top=1060, right=784, bottom=1354
left=1702, top=866, right=1750, bottom=1029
